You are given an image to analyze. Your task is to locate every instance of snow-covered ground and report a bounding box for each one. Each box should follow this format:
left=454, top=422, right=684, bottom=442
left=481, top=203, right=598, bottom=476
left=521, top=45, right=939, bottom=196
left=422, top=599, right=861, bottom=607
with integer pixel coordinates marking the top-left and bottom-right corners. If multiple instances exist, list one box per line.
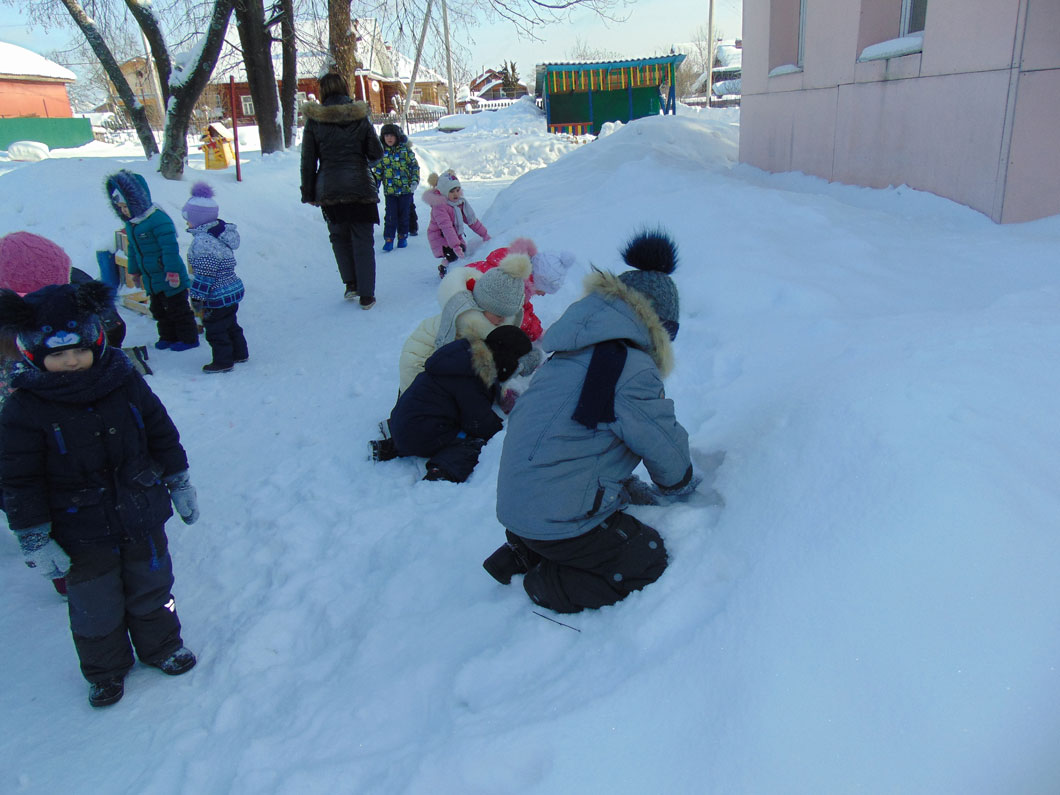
left=2, top=101, right=1060, bottom=794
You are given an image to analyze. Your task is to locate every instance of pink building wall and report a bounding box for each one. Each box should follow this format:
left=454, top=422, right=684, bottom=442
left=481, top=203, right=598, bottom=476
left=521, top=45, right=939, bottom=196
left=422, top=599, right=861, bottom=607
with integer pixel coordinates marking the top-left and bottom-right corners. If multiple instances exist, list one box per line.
left=740, top=0, right=1060, bottom=223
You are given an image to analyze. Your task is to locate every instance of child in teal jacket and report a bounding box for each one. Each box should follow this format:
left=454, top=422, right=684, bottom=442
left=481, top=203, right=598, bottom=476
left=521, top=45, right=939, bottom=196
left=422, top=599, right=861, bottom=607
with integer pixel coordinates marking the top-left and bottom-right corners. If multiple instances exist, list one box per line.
left=105, top=170, right=199, bottom=351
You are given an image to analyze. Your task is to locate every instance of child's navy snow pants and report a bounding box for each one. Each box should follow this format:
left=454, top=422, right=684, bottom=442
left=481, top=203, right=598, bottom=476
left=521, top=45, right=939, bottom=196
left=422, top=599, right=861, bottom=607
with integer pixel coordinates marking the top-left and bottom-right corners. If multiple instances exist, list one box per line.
left=65, top=527, right=184, bottom=683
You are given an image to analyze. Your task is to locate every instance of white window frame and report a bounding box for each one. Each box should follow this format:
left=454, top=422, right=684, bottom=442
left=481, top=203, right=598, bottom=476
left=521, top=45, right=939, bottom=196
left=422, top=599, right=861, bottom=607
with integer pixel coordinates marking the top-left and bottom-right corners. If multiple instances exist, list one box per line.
left=240, top=95, right=254, bottom=116
left=900, top=0, right=928, bottom=36
left=796, top=0, right=806, bottom=67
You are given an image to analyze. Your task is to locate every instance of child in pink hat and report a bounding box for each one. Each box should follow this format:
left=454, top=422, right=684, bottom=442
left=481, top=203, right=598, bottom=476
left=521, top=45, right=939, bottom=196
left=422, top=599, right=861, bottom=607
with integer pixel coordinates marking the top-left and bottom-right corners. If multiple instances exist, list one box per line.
left=0, top=231, right=77, bottom=598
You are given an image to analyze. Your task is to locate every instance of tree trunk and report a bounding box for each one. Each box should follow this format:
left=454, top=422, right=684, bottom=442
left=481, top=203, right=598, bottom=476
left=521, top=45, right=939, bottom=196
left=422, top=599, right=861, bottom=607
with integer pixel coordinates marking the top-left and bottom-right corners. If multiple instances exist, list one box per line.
left=159, top=0, right=237, bottom=179
left=327, top=0, right=357, bottom=89
left=57, top=0, right=158, bottom=158
left=279, top=0, right=297, bottom=147
left=234, top=0, right=284, bottom=154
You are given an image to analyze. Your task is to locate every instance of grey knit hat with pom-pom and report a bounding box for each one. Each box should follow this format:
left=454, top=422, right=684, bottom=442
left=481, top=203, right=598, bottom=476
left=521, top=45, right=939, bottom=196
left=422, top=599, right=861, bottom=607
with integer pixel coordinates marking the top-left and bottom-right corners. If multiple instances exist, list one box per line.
left=616, top=228, right=680, bottom=340
left=473, top=253, right=532, bottom=317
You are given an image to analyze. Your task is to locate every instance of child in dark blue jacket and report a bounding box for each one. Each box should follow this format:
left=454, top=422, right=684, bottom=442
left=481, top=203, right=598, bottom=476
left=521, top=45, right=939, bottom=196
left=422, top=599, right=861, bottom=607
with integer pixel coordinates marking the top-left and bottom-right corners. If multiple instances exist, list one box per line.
left=0, top=282, right=200, bottom=708
left=374, top=325, right=531, bottom=482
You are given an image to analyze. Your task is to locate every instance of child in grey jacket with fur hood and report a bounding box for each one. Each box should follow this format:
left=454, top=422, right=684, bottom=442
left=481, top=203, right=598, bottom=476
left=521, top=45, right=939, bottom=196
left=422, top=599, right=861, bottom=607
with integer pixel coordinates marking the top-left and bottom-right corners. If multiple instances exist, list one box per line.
left=484, top=229, right=699, bottom=614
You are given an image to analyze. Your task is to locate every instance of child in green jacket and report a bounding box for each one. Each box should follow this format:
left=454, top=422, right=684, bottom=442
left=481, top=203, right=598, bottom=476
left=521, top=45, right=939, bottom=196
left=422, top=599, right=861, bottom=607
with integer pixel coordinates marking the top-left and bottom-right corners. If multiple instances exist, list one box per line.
left=105, top=170, right=199, bottom=351
left=373, top=123, right=420, bottom=252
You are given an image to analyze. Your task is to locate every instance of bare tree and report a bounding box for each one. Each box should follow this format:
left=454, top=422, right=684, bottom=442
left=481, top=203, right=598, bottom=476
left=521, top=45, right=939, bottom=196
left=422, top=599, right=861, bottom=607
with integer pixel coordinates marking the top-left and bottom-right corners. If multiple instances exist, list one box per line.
left=9, top=0, right=237, bottom=178
left=8, top=0, right=161, bottom=156
left=277, top=0, right=297, bottom=146
left=156, top=0, right=236, bottom=177
left=327, top=0, right=357, bottom=87
left=233, top=0, right=284, bottom=153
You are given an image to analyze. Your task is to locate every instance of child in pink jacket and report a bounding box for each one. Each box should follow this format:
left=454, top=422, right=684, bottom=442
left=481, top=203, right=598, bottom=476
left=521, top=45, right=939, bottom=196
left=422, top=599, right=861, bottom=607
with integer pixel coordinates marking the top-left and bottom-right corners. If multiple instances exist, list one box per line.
left=423, top=170, right=489, bottom=278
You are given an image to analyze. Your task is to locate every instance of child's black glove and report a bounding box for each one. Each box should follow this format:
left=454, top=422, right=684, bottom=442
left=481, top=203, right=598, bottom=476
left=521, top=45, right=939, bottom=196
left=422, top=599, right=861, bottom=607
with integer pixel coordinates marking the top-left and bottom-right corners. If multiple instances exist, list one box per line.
left=164, top=470, right=199, bottom=525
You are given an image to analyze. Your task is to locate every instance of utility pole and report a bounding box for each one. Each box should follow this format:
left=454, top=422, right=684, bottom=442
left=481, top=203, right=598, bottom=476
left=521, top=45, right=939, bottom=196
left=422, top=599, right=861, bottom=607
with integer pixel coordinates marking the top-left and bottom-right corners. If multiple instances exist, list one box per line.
left=441, top=0, right=456, bottom=114
left=402, top=0, right=434, bottom=131
left=707, top=0, right=715, bottom=100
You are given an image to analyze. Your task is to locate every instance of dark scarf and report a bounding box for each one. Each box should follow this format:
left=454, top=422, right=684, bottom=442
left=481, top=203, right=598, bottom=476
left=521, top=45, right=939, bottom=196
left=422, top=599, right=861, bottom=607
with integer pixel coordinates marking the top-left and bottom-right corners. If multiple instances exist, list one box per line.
left=572, top=340, right=628, bottom=429
left=12, top=348, right=135, bottom=404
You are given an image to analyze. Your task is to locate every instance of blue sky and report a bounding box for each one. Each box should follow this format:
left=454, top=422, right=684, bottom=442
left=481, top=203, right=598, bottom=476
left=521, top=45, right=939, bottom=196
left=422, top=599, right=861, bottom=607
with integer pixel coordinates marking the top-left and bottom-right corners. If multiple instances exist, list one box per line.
left=1, top=0, right=743, bottom=81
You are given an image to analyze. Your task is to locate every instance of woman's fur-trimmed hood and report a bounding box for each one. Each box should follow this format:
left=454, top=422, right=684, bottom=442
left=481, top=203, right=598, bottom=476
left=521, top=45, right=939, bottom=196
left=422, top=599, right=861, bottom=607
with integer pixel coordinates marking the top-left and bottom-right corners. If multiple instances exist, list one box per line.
left=542, top=269, right=675, bottom=378
left=300, top=99, right=370, bottom=124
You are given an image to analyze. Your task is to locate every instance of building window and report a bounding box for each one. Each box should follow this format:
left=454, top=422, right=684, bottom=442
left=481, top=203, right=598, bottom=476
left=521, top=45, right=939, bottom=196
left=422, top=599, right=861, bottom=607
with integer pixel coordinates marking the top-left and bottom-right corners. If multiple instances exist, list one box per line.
left=296, top=91, right=307, bottom=104
left=901, top=0, right=928, bottom=35
left=241, top=95, right=254, bottom=116
left=768, top=0, right=806, bottom=75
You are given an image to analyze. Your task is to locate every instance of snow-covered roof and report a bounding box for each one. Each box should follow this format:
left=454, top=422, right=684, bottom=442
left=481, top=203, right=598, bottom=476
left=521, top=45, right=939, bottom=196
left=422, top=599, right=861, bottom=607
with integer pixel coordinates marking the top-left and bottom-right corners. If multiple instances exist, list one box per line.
left=0, top=41, right=76, bottom=82
left=715, top=43, right=742, bottom=69
left=209, top=19, right=444, bottom=86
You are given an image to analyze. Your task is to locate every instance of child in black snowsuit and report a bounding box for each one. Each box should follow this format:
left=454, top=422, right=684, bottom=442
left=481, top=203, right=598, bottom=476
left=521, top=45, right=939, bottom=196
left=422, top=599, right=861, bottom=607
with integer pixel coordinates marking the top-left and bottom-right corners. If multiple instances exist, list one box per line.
left=0, top=282, right=200, bottom=708
left=374, top=325, right=531, bottom=482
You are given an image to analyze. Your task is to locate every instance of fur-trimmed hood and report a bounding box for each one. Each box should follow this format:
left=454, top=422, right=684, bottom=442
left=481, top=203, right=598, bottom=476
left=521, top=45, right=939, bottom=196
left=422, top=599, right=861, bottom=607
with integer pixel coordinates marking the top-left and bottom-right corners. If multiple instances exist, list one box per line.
left=105, top=170, right=154, bottom=221
left=422, top=186, right=447, bottom=208
left=300, top=98, right=370, bottom=124
left=423, top=336, right=497, bottom=389
left=541, top=269, right=675, bottom=377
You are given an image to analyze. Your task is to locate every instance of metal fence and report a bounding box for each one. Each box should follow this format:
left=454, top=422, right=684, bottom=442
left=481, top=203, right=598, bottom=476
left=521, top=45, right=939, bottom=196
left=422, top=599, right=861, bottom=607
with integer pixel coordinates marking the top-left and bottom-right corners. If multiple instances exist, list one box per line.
left=369, top=107, right=448, bottom=134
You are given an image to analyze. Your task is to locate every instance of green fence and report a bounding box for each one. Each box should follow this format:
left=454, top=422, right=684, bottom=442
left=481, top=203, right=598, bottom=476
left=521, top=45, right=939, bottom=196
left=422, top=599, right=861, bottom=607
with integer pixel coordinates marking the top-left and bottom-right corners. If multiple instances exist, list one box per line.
left=0, top=117, right=94, bottom=151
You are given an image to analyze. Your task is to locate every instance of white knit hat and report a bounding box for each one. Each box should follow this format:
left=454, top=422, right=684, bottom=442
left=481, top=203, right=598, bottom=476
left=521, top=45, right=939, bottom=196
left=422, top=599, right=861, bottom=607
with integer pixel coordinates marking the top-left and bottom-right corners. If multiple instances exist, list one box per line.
left=530, top=250, right=576, bottom=294
left=436, top=171, right=461, bottom=197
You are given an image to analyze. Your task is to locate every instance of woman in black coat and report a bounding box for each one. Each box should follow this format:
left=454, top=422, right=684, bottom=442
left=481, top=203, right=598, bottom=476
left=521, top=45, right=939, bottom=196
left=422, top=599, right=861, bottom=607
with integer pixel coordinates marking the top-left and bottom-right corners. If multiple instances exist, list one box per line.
left=300, top=73, right=384, bottom=309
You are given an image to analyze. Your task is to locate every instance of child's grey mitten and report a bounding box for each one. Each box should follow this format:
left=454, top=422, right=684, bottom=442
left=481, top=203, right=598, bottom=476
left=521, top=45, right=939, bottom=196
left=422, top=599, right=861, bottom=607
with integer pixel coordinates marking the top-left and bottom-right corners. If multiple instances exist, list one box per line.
left=517, top=348, right=543, bottom=377
left=164, top=470, right=200, bottom=525
left=620, top=475, right=660, bottom=505
left=14, top=524, right=71, bottom=579
left=653, top=471, right=703, bottom=504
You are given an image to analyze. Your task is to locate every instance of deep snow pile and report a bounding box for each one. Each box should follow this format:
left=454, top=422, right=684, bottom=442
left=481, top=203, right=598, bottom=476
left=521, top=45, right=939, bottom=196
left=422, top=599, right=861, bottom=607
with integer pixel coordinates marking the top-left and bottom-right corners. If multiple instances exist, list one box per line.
left=1, top=102, right=1060, bottom=794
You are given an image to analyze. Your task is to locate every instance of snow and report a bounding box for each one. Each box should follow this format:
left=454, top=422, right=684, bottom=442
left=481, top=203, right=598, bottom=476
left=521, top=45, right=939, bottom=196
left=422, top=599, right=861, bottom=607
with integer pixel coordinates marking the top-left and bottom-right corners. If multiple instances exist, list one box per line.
left=4, top=141, right=50, bottom=162
left=0, top=40, right=76, bottom=82
left=858, top=33, right=925, bottom=63
left=2, top=101, right=1060, bottom=793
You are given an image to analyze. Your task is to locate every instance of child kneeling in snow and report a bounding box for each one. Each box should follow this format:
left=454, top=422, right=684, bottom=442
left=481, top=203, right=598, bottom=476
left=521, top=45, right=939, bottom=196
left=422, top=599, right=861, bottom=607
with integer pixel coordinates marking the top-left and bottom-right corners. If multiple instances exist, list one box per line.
left=182, top=182, right=249, bottom=373
left=372, top=325, right=531, bottom=483
left=397, top=250, right=532, bottom=394
left=0, top=282, right=200, bottom=708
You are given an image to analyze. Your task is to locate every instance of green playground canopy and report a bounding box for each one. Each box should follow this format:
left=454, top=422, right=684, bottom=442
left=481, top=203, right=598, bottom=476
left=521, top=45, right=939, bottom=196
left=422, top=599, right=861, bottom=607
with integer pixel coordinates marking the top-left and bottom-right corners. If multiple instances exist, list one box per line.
left=534, top=54, right=686, bottom=136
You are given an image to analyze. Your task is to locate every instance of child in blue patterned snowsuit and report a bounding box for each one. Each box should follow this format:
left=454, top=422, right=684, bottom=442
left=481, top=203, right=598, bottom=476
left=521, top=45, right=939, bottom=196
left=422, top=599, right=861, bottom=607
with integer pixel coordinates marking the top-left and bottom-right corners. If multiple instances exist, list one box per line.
left=373, top=122, right=420, bottom=251
left=181, top=183, right=248, bottom=373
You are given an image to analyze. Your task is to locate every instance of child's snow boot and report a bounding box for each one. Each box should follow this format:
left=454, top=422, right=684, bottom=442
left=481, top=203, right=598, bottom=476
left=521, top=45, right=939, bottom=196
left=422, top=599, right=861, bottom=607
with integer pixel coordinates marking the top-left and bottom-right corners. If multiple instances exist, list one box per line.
left=89, top=676, right=125, bottom=708
left=168, top=340, right=199, bottom=352
left=369, top=438, right=398, bottom=462
left=344, top=283, right=359, bottom=301
left=437, top=262, right=448, bottom=279
left=483, top=532, right=540, bottom=585
left=151, top=646, right=197, bottom=676
left=382, top=239, right=394, bottom=252
left=202, top=361, right=234, bottom=373
left=397, top=236, right=408, bottom=249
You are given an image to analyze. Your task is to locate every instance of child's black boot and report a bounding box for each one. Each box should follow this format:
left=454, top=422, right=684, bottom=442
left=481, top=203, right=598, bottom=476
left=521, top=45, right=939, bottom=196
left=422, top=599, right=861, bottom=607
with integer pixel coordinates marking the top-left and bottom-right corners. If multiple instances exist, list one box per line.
left=89, top=676, right=125, bottom=708
left=369, top=438, right=398, bottom=462
left=151, top=646, right=197, bottom=676
left=483, top=532, right=539, bottom=585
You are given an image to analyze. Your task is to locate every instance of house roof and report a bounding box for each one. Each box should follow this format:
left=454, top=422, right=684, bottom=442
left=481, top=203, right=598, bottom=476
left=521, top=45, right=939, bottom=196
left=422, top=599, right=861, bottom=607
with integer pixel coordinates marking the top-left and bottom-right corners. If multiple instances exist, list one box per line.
left=209, top=18, right=445, bottom=86
left=0, top=41, right=76, bottom=82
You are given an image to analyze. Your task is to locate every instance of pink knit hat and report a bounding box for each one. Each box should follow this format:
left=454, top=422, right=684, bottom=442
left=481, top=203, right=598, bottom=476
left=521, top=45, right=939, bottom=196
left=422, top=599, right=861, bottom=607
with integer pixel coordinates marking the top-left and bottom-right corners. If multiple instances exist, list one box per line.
left=0, top=232, right=72, bottom=296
